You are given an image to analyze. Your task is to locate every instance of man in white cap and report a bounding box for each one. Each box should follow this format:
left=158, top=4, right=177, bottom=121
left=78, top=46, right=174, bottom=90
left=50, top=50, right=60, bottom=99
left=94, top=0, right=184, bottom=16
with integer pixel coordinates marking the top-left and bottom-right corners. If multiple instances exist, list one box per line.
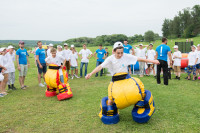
left=7, top=46, right=17, bottom=90
left=85, top=42, right=159, bottom=112
left=172, top=45, right=182, bottom=80
left=134, top=44, right=148, bottom=77
left=63, top=43, right=72, bottom=75
left=47, top=43, right=54, bottom=57
left=146, top=43, right=156, bottom=77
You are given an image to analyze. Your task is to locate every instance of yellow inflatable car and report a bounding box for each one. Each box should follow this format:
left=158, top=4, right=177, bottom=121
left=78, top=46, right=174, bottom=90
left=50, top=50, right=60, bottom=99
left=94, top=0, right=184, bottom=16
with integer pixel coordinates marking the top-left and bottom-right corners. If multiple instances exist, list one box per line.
left=99, top=72, right=155, bottom=124
left=45, top=64, right=73, bottom=101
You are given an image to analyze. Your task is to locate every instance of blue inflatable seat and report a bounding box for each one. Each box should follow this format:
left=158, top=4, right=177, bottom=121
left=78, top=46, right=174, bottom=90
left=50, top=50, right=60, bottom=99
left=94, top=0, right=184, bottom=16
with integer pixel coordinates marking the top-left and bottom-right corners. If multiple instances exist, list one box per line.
left=132, top=90, right=155, bottom=123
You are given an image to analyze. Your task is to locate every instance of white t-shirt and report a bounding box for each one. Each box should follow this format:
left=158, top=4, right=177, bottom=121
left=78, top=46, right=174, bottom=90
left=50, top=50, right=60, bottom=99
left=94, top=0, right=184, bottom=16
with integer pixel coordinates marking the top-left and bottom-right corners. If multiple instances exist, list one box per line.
left=101, top=53, right=138, bottom=76
left=63, top=49, right=72, bottom=61
left=45, top=55, right=65, bottom=66
left=57, top=50, right=65, bottom=58
left=47, top=49, right=51, bottom=57
left=146, top=49, right=156, bottom=64
left=135, top=47, right=147, bottom=59
left=79, top=49, right=92, bottom=63
left=172, top=51, right=182, bottom=66
left=69, top=52, right=78, bottom=67
left=6, top=52, right=16, bottom=73
left=188, top=51, right=198, bottom=66
left=1, top=53, right=12, bottom=74
left=196, top=51, right=200, bottom=64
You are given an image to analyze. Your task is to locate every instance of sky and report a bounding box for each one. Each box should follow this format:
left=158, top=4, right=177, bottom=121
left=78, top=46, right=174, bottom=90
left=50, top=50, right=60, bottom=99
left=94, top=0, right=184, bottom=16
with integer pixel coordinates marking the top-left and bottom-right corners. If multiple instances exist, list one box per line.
left=0, top=0, right=199, bottom=41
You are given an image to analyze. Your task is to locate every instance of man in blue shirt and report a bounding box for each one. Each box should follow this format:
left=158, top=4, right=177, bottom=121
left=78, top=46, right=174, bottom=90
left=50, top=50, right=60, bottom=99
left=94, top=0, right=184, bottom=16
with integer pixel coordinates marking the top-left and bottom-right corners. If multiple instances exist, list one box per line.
left=16, top=41, right=30, bottom=90
left=94, top=44, right=106, bottom=77
left=36, top=41, right=47, bottom=87
left=155, top=37, right=172, bottom=85
left=123, top=40, right=135, bottom=74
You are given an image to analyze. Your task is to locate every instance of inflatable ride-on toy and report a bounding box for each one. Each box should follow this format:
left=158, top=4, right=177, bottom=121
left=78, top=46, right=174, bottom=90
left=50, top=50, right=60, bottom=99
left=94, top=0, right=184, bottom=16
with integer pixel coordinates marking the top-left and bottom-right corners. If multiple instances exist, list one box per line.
left=99, top=72, right=155, bottom=124
left=45, top=64, right=73, bottom=101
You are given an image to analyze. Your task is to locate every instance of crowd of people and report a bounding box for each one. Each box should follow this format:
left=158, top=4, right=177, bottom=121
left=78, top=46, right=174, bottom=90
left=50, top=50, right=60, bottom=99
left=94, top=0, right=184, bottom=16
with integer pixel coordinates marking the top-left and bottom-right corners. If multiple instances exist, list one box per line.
left=0, top=38, right=200, bottom=97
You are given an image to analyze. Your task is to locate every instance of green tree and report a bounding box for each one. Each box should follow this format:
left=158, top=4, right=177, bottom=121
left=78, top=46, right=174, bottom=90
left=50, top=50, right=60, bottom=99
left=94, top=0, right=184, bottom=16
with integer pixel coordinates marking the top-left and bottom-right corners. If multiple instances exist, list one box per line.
left=144, top=30, right=155, bottom=43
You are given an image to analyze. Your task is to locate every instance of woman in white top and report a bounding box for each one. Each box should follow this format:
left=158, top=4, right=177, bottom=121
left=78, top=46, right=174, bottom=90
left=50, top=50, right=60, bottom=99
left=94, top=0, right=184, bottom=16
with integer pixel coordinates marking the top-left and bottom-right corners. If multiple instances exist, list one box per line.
left=172, top=45, right=182, bottom=80
left=69, top=46, right=79, bottom=79
left=57, top=45, right=64, bottom=57
left=146, top=43, right=156, bottom=77
left=187, top=45, right=198, bottom=80
left=7, top=46, right=17, bottom=90
left=86, top=42, right=159, bottom=111
left=134, top=44, right=148, bottom=77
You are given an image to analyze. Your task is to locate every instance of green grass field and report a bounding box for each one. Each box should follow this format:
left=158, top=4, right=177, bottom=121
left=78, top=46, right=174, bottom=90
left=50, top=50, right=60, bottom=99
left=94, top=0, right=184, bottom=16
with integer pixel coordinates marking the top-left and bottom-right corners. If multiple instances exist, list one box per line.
left=0, top=37, right=200, bottom=133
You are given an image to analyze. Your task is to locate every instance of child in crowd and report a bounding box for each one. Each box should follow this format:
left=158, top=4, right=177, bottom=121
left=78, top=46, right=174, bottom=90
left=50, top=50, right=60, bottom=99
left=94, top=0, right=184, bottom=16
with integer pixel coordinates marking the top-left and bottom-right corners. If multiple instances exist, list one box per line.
left=0, top=48, right=12, bottom=96
left=45, top=48, right=66, bottom=83
left=69, top=45, right=79, bottom=79
left=57, top=45, right=65, bottom=57
left=172, top=45, right=182, bottom=80
left=196, top=44, right=200, bottom=76
left=0, top=49, right=6, bottom=97
left=187, top=45, right=198, bottom=80
left=146, top=43, right=156, bottom=77
left=7, top=46, right=17, bottom=89
left=167, top=51, right=173, bottom=80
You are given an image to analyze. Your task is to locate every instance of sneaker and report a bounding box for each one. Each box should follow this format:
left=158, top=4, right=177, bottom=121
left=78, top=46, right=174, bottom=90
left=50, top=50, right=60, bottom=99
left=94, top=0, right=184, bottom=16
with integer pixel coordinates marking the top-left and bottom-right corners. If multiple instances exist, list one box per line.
left=74, top=74, right=80, bottom=78
left=71, top=76, right=74, bottom=79
left=0, top=93, right=5, bottom=97
left=39, top=83, right=45, bottom=87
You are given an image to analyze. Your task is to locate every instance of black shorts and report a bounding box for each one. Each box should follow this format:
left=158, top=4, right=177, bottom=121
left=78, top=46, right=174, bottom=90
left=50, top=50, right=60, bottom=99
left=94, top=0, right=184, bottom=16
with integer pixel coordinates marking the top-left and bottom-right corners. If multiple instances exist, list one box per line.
left=37, top=63, right=47, bottom=74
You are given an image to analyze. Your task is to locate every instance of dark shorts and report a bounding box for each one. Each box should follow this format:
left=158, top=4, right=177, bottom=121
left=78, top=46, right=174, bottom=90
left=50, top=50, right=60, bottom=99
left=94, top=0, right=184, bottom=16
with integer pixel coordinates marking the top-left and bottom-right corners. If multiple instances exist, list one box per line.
left=37, top=63, right=47, bottom=74
left=66, top=61, right=70, bottom=70
left=196, top=64, right=200, bottom=69
left=148, top=64, right=154, bottom=68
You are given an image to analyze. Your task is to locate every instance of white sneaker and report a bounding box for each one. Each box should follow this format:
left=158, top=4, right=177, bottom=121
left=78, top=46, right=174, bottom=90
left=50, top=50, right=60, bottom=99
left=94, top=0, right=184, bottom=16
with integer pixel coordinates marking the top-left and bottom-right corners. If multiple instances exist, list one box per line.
left=74, top=74, right=80, bottom=78
left=43, top=82, right=47, bottom=85
left=71, top=76, right=74, bottom=79
left=39, top=83, right=45, bottom=87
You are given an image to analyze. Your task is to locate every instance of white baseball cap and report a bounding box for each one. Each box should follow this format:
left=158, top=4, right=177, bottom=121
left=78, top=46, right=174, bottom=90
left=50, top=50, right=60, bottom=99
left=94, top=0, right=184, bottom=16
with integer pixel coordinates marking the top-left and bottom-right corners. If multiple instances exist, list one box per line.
left=149, top=43, right=153, bottom=46
left=64, top=43, right=68, bottom=46
left=57, top=45, right=62, bottom=48
left=173, top=45, right=178, bottom=49
left=49, top=43, right=54, bottom=47
left=192, top=45, right=196, bottom=49
left=139, top=44, right=143, bottom=46
left=113, top=42, right=124, bottom=49
left=0, top=47, right=6, bottom=52
left=8, top=45, right=14, bottom=49
left=71, top=45, right=74, bottom=48
left=197, top=44, right=200, bottom=47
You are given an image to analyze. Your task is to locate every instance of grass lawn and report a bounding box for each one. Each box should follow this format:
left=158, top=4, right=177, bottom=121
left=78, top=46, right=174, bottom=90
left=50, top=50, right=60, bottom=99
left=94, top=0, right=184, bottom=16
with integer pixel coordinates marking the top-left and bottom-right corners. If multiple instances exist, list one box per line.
left=0, top=37, right=200, bottom=133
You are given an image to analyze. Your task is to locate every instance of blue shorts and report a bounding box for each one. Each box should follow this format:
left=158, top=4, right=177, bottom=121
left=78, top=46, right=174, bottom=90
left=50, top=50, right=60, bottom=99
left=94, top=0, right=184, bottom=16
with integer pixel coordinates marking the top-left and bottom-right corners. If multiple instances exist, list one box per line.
left=196, top=64, right=200, bottom=69
left=37, top=63, right=47, bottom=74
left=187, top=65, right=196, bottom=76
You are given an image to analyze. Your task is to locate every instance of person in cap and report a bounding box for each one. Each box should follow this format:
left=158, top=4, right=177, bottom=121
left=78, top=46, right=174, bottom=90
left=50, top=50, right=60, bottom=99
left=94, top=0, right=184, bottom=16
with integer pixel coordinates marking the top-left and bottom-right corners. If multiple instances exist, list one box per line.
left=63, top=43, right=72, bottom=75
left=134, top=44, right=148, bottom=77
left=69, top=45, right=80, bottom=79
left=35, top=41, right=47, bottom=87
left=93, top=44, right=107, bottom=77
left=123, top=40, right=135, bottom=75
left=172, top=45, right=182, bottom=80
left=47, top=43, right=54, bottom=57
left=85, top=42, right=159, bottom=110
left=146, top=43, right=156, bottom=77
left=187, top=45, right=198, bottom=80
left=7, top=46, right=17, bottom=90
left=0, top=47, right=13, bottom=96
left=196, top=44, right=200, bottom=76
left=16, top=41, right=30, bottom=90
left=57, top=45, right=64, bottom=57
left=155, top=37, right=172, bottom=85
left=78, top=44, right=93, bottom=78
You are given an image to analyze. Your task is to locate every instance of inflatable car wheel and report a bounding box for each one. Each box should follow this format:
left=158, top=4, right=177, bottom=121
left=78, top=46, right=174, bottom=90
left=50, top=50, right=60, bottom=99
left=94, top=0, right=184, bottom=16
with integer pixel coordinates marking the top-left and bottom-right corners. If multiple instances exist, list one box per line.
left=99, top=97, right=119, bottom=125
left=132, top=90, right=155, bottom=123
left=57, top=83, right=73, bottom=101
left=45, top=86, right=57, bottom=97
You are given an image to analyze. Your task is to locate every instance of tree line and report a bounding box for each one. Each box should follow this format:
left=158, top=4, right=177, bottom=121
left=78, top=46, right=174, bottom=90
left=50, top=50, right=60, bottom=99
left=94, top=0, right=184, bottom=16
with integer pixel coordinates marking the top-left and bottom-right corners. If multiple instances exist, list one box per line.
left=162, top=5, right=200, bottom=39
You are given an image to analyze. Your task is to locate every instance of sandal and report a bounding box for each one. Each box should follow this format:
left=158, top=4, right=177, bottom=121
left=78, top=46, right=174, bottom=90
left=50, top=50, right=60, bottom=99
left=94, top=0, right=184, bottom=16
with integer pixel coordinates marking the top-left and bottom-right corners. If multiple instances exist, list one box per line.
left=21, top=86, right=26, bottom=90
